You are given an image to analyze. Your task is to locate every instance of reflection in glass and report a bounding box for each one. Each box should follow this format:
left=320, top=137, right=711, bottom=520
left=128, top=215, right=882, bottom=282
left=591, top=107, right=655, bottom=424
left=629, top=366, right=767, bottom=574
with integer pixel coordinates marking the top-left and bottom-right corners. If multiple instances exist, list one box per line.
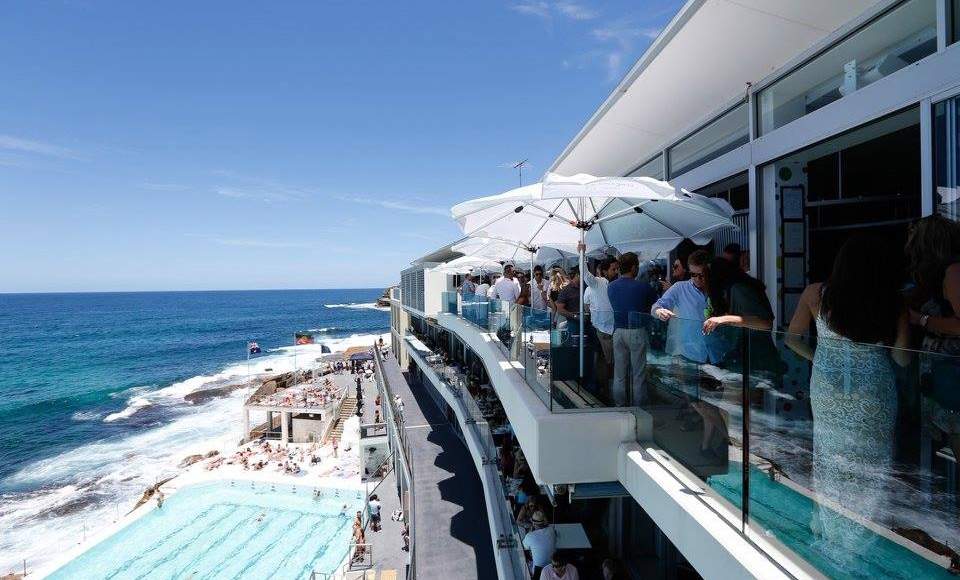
left=933, top=97, right=960, bottom=221
left=668, top=102, right=748, bottom=177
left=628, top=153, right=664, bottom=180
left=758, top=0, right=936, bottom=134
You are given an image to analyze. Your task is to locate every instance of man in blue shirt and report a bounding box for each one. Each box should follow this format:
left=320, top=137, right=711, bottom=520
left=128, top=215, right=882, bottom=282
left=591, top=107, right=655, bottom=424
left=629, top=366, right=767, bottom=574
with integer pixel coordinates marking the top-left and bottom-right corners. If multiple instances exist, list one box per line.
left=650, top=250, right=721, bottom=363
left=607, top=250, right=657, bottom=406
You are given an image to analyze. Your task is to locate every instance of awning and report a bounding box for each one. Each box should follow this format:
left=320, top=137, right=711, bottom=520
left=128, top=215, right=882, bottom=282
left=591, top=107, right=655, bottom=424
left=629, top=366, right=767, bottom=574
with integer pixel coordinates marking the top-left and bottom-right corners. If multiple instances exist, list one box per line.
left=550, top=0, right=875, bottom=177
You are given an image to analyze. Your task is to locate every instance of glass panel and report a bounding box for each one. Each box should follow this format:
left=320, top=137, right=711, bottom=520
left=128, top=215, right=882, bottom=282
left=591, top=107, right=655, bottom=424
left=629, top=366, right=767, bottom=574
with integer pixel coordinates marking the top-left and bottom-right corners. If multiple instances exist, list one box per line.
left=760, top=107, right=921, bottom=323
left=518, top=304, right=552, bottom=407
left=461, top=294, right=491, bottom=329
left=440, top=291, right=458, bottom=315
left=953, top=0, right=960, bottom=45
left=934, top=97, right=960, bottom=221
left=668, top=102, right=748, bottom=177
left=758, top=0, right=936, bottom=135
left=746, top=325, right=960, bottom=579
left=628, top=153, right=664, bottom=180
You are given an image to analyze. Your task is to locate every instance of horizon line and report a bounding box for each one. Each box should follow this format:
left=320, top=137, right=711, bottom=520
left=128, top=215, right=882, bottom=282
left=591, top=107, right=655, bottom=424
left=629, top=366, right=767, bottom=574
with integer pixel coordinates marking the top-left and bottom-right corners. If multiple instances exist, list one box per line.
left=0, top=286, right=398, bottom=296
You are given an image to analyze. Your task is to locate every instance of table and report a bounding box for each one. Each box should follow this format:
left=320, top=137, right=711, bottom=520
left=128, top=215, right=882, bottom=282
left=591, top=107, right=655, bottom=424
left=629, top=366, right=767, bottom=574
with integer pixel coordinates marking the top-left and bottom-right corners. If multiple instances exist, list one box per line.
left=554, top=523, right=591, bottom=550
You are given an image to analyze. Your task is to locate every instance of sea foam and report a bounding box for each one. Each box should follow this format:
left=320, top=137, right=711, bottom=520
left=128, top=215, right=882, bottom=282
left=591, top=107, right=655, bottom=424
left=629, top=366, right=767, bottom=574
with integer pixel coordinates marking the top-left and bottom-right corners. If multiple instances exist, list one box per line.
left=0, top=331, right=388, bottom=573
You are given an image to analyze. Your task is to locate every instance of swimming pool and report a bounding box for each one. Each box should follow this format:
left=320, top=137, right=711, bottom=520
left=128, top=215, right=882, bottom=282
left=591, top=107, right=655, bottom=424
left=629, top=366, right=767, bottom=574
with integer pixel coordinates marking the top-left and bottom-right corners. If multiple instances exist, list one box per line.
left=47, top=480, right=364, bottom=580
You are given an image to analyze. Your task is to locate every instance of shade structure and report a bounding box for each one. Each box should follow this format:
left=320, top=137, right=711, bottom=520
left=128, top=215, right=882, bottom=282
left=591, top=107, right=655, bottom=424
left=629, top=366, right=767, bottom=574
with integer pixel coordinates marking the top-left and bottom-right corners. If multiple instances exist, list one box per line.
left=349, top=351, right=374, bottom=362
left=451, top=237, right=533, bottom=264
left=451, top=237, right=575, bottom=269
left=451, top=172, right=736, bottom=379
left=451, top=173, right=736, bottom=258
left=432, top=255, right=504, bottom=275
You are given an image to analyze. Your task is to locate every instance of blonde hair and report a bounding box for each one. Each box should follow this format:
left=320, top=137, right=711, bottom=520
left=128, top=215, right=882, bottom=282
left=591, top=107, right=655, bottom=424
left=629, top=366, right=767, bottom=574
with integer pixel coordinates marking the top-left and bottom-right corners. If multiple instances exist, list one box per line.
left=550, top=271, right=566, bottom=292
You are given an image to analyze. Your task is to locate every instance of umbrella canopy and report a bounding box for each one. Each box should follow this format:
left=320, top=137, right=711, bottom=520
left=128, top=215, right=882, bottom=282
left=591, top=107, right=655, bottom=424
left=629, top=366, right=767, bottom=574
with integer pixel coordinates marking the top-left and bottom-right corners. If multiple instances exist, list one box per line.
left=349, top=351, right=374, bottom=361
left=451, top=237, right=575, bottom=268
left=451, top=173, right=736, bottom=380
left=451, top=173, right=735, bottom=257
left=432, top=255, right=504, bottom=275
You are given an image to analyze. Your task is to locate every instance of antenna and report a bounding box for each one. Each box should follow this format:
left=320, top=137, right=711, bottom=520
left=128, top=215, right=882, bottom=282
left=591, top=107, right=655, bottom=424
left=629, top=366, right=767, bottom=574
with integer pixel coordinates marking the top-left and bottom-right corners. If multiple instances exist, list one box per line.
left=513, top=159, right=529, bottom=186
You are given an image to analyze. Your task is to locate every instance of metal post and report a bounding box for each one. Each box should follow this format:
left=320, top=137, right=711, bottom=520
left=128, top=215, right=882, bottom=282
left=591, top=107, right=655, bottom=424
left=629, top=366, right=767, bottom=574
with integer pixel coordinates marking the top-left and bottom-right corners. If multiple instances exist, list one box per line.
left=740, top=326, right=751, bottom=532
left=578, top=200, right=586, bottom=379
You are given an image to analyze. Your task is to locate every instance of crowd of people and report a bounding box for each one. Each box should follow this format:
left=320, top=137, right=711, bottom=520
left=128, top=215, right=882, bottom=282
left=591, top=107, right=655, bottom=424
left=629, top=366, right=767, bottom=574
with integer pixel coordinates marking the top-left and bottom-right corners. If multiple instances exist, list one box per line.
left=454, top=215, right=960, bottom=569
left=252, top=376, right=345, bottom=409
left=211, top=439, right=326, bottom=473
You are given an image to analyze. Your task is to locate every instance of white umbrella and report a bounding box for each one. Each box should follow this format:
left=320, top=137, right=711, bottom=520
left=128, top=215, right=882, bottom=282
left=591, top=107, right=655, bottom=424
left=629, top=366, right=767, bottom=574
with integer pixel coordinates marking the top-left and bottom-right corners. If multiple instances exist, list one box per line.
left=451, top=172, right=736, bottom=378
left=432, top=255, right=504, bottom=275
left=451, top=237, right=575, bottom=280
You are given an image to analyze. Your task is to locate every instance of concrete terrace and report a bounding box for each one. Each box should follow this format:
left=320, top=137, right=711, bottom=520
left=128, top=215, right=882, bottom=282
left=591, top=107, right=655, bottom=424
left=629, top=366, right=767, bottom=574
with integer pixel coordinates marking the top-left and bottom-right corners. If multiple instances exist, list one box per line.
left=380, top=352, right=497, bottom=580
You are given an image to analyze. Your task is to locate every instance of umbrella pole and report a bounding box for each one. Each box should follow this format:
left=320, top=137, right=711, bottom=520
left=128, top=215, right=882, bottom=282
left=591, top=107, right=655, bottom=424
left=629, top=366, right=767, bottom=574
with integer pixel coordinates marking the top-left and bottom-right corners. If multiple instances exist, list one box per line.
left=578, top=206, right=585, bottom=381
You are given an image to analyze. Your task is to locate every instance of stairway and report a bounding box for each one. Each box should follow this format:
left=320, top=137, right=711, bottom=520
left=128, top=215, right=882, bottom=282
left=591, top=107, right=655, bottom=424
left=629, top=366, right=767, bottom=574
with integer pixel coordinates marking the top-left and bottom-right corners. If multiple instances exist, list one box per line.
left=328, top=395, right=358, bottom=441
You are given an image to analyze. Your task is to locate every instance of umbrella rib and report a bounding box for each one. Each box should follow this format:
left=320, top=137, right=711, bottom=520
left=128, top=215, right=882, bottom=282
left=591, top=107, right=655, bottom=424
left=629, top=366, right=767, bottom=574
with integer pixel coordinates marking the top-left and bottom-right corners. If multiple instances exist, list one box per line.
left=588, top=198, right=610, bottom=247
left=592, top=200, right=651, bottom=225
left=524, top=199, right=566, bottom=248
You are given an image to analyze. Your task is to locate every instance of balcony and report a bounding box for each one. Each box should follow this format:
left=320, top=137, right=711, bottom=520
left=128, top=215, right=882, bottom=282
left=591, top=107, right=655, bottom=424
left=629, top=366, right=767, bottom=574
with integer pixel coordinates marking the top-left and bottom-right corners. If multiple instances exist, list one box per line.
left=418, top=290, right=960, bottom=579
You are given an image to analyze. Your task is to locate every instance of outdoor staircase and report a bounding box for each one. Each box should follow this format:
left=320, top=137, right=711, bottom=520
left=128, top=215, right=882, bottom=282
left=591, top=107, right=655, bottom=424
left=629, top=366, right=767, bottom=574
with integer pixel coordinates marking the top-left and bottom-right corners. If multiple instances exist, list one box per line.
left=328, top=395, right=358, bottom=441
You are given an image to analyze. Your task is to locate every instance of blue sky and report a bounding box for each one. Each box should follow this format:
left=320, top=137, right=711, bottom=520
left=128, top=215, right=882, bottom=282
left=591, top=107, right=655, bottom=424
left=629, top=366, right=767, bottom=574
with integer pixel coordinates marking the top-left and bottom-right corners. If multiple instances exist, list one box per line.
left=0, top=0, right=682, bottom=292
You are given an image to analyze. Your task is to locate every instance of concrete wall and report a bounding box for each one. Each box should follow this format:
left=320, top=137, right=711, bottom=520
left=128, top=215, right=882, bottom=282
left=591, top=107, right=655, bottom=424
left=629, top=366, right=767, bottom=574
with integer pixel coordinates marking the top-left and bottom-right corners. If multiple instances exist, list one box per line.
left=437, top=313, right=637, bottom=485
left=291, top=415, right=324, bottom=443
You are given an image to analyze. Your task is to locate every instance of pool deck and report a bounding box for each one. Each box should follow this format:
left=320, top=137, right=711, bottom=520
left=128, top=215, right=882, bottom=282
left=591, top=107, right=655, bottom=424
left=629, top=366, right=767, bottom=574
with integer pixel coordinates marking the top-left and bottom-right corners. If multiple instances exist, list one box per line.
left=380, top=353, right=497, bottom=580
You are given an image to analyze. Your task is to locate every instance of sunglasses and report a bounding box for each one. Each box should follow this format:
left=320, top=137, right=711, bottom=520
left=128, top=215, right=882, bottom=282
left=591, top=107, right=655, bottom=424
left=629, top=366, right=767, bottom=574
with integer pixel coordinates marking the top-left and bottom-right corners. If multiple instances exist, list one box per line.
left=689, top=272, right=705, bottom=279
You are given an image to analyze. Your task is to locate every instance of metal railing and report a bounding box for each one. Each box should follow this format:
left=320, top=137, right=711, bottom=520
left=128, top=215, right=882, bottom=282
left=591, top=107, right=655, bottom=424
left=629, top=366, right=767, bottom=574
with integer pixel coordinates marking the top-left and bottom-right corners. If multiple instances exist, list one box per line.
left=373, top=344, right=416, bottom=580
left=405, top=334, right=530, bottom=580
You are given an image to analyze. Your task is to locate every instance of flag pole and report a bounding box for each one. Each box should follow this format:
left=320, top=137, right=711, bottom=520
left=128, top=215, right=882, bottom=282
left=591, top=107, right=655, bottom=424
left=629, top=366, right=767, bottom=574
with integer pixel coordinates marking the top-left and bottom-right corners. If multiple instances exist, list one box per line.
left=293, top=333, right=298, bottom=388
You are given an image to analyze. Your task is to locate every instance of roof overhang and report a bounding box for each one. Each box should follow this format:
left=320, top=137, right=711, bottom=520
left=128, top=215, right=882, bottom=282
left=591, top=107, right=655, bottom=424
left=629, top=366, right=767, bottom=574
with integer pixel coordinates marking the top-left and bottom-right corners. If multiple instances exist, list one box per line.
left=410, top=241, right=464, bottom=266
left=549, top=0, right=876, bottom=177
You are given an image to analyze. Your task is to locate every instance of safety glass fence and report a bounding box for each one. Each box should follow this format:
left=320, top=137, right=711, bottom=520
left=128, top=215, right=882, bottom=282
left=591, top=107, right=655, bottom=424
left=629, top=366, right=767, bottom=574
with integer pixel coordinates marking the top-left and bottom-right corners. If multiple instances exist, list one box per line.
left=433, top=292, right=960, bottom=577
left=741, top=326, right=960, bottom=580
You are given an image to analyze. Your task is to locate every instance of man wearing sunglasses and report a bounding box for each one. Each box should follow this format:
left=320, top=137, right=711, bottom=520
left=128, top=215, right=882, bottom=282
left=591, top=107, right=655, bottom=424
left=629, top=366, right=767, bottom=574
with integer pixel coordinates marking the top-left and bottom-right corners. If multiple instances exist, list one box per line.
left=651, top=249, right=717, bottom=364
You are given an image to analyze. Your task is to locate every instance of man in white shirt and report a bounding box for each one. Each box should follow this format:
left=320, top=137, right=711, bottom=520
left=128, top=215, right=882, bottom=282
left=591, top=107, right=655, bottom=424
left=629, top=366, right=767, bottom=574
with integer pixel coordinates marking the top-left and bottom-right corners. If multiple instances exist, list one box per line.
left=486, top=274, right=500, bottom=299
left=580, top=247, right=619, bottom=396
left=492, top=265, right=521, bottom=303
left=522, top=511, right=555, bottom=578
left=529, top=265, right=549, bottom=311
left=368, top=494, right=382, bottom=531
left=474, top=275, right=490, bottom=298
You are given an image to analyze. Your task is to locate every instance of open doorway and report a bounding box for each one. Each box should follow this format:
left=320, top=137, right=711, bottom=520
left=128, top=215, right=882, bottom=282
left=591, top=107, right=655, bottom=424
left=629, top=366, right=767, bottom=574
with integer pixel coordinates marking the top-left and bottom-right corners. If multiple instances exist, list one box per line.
left=764, top=107, right=921, bottom=323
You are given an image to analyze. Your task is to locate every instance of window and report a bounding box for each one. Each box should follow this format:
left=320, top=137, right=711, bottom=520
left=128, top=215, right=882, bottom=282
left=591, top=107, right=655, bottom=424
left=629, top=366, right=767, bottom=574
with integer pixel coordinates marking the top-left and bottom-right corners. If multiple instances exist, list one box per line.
left=952, top=0, right=960, bottom=45
left=758, top=0, right=936, bottom=135
left=695, top=173, right=749, bottom=254
left=628, top=154, right=663, bottom=180
left=934, top=97, right=960, bottom=221
left=668, top=102, right=748, bottom=177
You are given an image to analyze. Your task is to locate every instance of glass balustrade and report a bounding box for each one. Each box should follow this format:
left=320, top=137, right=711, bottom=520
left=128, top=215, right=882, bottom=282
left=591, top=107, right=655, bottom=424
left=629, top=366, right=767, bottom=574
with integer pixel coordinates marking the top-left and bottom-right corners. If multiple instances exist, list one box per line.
left=420, top=290, right=960, bottom=578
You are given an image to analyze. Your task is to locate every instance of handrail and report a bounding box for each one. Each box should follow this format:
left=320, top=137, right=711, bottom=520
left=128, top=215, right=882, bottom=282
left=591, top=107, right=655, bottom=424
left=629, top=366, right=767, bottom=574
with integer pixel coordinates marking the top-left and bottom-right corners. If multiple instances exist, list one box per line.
left=372, top=343, right=416, bottom=580
left=404, top=335, right=530, bottom=580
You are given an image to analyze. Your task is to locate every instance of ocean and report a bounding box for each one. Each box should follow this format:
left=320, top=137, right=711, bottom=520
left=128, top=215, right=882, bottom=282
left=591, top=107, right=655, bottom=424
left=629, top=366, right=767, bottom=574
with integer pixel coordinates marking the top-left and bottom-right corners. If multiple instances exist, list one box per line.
left=0, top=289, right=390, bottom=572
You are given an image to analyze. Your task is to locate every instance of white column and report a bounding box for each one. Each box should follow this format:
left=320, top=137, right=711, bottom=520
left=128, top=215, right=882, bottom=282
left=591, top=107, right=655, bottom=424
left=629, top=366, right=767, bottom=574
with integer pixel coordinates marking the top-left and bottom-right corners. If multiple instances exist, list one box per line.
left=280, top=411, right=290, bottom=445
left=242, top=408, right=250, bottom=443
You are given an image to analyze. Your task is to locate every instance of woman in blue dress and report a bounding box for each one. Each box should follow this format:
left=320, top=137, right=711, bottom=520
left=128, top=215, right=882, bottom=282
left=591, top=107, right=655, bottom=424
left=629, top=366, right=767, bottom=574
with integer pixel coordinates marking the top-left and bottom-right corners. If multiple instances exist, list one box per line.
left=787, top=235, right=911, bottom=570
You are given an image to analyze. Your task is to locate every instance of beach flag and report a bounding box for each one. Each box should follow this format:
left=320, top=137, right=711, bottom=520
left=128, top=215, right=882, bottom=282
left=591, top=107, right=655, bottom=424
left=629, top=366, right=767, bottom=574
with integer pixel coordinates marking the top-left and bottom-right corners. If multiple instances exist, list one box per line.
left=248, top=341, right=261, bottom=355
left=295, top=332, right=314, bottom=345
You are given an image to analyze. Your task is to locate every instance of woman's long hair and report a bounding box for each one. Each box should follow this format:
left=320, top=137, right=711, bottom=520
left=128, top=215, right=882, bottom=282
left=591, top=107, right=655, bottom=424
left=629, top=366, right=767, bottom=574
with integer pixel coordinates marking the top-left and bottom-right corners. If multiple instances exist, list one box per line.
left=822, top=235, right=902, bottom=344
left=904, top=215, right=960, bottom=305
